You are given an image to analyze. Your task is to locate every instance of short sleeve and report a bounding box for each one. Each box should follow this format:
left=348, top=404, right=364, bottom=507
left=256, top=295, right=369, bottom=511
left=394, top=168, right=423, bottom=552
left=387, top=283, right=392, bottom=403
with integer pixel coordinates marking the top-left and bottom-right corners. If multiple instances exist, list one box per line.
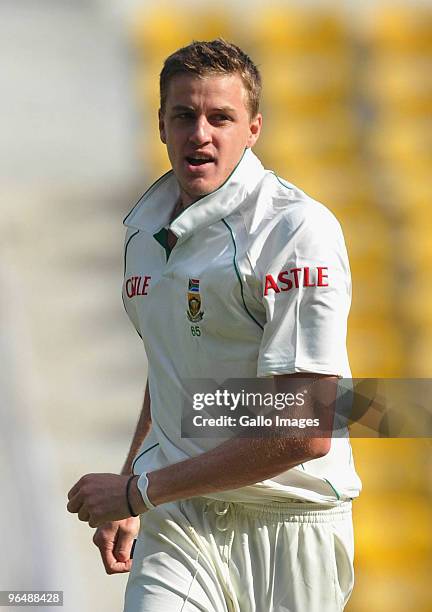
left=256, top=202, right=351, bottom=378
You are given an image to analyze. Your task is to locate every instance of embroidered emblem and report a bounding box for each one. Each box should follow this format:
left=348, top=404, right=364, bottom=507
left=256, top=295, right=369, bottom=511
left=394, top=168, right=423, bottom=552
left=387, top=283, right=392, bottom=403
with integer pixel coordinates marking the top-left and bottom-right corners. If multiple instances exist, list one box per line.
left=187, top=278, right=204, bottom=322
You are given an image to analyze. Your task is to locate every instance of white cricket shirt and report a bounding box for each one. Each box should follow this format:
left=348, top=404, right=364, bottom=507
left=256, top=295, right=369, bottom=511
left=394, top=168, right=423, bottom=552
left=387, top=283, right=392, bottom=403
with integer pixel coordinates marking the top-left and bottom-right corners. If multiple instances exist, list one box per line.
left=123, top=149, right=361, bottom=504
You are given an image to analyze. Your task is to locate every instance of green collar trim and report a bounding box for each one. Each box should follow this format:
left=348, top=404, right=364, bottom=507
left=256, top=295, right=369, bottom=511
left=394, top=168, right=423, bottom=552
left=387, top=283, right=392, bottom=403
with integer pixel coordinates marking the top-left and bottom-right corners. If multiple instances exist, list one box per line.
left=153, top=227, right=172, bottom=261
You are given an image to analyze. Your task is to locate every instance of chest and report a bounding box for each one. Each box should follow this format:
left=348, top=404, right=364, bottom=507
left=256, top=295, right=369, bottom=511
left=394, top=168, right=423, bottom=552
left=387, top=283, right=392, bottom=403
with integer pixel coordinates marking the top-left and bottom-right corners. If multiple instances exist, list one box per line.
left=123, top=226, right=262, bottom=346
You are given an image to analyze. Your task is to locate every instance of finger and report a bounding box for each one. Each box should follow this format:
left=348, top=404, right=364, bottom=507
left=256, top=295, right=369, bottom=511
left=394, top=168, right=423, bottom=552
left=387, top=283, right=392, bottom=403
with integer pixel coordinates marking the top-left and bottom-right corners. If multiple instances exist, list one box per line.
left=93, top=524, right=117, bottom=548
left=93, top=524, right=123, bottom=572
left=67, top=492, right=83, bottom=514
left=78, top=506, right=90, bottom=522
left=93, top=524, right=134, bottom=574
left=89, top=516, right=101, bottom=529
left=97, top=542, right=132, bottom=574
left=113, top=528, right=135, bottom=562
left=67, top=477, right=85, bottom=500
left=106, top=558, right=133, bottom=574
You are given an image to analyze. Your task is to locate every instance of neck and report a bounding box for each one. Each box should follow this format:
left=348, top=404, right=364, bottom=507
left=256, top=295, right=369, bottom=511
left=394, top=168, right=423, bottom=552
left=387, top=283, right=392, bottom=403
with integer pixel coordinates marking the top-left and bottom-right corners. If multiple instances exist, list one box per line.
left=170, top=197, right=185, bottom=223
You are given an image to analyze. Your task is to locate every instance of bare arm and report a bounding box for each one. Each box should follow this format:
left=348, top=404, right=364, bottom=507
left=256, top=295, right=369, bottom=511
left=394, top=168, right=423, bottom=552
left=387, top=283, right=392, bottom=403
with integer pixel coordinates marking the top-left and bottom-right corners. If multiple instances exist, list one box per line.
left=130, top=374, right=336, bottom=511
left=69, top=375, right=337, bottom=529
left=120, top=382, right=152, bottom=475
left=93, top=383, right=151, bottom=574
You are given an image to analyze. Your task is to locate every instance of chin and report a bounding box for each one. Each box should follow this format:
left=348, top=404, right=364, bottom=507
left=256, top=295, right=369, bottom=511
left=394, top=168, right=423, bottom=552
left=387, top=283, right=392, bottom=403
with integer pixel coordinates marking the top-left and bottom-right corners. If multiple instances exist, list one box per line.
left=185, top=179, right=216, bottom=198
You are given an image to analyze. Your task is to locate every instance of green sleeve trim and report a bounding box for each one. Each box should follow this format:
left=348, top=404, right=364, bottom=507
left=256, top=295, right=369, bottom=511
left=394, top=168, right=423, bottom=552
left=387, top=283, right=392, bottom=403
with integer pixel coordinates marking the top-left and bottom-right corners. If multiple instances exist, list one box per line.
left=323, top=478, right=341, bottom=500
left=124, top=229, right=140, bottom=276
left=221, top=219, right=264, bottom=331
left=132, top=442, right=160, bottom=473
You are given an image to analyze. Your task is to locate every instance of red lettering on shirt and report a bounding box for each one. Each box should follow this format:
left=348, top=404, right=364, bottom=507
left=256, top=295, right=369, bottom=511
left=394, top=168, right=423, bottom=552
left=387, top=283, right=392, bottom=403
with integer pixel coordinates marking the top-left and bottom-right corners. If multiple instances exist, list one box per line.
left=277, top=270, right=293, bottom=291
left=290, top=268, right=302, bottom=288
left=125, top=278, right=134, bottom=298
left=125, top=275, right=152, bottom=298
left=264, top=275, right=280, bottom=296
left=317, top=267, right=328, bottom=287
left=303, top=267, right=316, bottom=287
left=137, top=275, right=151, bottom=296
left=263, top=267, right=329, bottom=295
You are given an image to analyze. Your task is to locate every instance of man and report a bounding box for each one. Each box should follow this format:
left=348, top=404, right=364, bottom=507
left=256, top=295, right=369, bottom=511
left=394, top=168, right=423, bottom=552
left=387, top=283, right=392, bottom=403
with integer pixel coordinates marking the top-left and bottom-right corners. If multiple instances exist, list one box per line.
left=67, top=39, right=361, bottom=611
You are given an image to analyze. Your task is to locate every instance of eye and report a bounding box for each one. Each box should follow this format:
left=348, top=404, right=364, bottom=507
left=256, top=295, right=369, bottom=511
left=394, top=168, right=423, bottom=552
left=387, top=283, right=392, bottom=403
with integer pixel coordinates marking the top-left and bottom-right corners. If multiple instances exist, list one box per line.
left=175, top=112, right=194, bottom=120
left=211, top=114, right=232, bottom=124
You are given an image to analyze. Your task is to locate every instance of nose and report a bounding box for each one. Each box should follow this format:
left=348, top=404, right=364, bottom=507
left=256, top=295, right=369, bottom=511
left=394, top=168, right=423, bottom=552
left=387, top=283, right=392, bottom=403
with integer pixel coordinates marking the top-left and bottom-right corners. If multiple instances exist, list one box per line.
left=189, top=115, right=211, bottom=146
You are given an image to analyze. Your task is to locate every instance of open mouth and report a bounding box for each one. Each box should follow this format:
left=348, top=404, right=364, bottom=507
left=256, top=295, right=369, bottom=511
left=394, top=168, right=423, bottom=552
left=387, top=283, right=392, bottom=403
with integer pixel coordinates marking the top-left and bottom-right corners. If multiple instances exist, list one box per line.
left=185, top=155, right=215, bottom=166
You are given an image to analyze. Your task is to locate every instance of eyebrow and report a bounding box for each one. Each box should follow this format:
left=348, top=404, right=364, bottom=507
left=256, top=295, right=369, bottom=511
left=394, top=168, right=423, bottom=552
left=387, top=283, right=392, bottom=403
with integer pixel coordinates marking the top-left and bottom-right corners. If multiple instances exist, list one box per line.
left=171, top=105, right=237, bottom=114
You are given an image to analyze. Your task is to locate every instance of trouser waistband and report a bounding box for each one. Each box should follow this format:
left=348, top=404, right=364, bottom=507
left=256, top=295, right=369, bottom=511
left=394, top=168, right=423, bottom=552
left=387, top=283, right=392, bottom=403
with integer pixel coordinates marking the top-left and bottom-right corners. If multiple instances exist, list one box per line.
left=203, top=499, right=352, bottom=524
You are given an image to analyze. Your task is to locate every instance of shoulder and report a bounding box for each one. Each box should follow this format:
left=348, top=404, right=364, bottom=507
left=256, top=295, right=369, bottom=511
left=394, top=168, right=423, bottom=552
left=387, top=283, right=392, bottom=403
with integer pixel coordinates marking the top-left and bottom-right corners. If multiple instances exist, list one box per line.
left=238, top=171, right=345, bottom=245
left=270, top=174, right=343, bottom=235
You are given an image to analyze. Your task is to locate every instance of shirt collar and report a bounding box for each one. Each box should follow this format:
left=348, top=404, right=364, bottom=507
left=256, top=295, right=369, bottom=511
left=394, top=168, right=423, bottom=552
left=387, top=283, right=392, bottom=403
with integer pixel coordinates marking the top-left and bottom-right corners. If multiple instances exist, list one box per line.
left=123, top=148, right=266, bottom=242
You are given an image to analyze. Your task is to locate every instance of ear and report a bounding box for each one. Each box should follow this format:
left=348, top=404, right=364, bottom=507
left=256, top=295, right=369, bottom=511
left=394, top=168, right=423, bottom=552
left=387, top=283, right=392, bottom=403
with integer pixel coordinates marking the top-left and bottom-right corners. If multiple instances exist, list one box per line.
left=159, top=108, right=167, bottom=144
left=246, top=113, right=262, bottom=148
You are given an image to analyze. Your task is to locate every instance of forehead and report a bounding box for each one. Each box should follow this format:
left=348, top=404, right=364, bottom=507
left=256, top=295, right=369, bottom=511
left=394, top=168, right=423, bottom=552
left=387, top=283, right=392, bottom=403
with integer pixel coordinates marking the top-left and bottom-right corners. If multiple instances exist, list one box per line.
left=165, top=72, right=248, bottom=112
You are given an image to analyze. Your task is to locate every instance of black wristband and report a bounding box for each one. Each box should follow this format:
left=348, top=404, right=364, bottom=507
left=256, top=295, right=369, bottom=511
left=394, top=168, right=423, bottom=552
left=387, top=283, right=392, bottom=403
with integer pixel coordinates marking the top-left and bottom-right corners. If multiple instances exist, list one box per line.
left=126, top=475, right=139, bottom=517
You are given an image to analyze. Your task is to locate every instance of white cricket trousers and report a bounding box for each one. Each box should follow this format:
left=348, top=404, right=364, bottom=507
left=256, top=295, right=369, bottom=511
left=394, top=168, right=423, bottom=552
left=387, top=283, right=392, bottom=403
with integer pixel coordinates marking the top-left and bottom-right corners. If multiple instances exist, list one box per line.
left=123, top=498, right=354, bottom=612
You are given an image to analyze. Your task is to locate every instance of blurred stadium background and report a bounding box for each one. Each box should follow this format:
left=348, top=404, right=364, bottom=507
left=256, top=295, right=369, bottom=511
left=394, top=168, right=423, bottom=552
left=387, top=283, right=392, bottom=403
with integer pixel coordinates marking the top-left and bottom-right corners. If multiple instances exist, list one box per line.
left=0, top=0, right=430, bottom=610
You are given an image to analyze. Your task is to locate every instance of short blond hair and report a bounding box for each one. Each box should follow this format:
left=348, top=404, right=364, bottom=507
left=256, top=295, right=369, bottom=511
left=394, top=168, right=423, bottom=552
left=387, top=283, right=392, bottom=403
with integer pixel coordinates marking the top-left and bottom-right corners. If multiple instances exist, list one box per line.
left=160, top=38, right=262, bottom=118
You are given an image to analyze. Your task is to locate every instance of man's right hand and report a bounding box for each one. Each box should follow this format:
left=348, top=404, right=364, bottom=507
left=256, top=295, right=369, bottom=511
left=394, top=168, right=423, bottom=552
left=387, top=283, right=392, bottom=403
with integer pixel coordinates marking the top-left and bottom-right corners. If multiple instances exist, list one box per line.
left=93, top=517, right=140, bottom=574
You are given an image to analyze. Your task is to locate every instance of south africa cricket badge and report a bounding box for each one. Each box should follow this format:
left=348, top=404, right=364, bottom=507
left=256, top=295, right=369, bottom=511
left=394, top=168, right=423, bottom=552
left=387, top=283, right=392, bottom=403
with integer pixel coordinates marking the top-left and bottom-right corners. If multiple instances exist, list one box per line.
left=186, top=278, right=204, bottom=322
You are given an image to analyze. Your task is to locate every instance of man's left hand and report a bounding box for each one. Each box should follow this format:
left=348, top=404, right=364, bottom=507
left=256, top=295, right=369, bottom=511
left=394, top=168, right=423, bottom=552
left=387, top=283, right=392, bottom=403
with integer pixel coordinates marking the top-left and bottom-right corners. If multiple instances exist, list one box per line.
left=67, top=473, right=143, bottom=528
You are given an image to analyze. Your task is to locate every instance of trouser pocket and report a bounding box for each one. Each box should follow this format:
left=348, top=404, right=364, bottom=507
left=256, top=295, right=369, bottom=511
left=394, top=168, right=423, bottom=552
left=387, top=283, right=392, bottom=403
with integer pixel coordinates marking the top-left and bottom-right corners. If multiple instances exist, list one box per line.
left=331, top=525, right=355, bottom=609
